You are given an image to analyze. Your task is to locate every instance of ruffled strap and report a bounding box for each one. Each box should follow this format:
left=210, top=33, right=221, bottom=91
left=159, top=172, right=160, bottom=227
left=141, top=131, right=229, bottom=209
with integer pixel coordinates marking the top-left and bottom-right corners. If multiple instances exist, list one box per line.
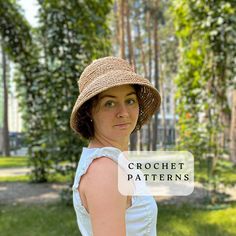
left=72, top=147, right=122, bottom=191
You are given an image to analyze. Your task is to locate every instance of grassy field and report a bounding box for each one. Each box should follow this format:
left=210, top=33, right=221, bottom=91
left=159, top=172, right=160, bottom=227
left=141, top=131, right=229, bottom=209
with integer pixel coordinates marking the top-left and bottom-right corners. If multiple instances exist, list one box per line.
left=0, top=203, right=80, bottom=236
left=0, top=157, right=28, bottom=168
left=0, top=175, right=30, bottom=182
left=0, top=157, right=72, bottom=183
left=0, top=203, right=235, bottom=236
left=158, top=203, right=236, bottom=236
left=0, top=173, right=72, bottom=183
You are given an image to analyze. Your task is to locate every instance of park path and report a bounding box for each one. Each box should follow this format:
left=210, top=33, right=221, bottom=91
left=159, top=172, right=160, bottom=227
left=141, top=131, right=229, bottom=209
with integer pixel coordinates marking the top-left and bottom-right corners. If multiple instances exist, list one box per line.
left=0, top=182, right=67, bottom=204
left=0, top=167, right=31, bottom=177
left=0, top=167, right=67, bottom=204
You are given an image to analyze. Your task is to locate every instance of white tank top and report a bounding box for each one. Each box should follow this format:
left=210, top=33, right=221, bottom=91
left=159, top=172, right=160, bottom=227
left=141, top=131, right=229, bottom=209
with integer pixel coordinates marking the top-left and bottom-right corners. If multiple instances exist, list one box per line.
left=72, top=147, right=158, bottom=236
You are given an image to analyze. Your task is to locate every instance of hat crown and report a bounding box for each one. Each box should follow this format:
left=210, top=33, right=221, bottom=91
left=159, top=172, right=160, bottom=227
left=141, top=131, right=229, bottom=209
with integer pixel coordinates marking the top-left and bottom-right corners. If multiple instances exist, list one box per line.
left=78, top=57, right=134, bottom=93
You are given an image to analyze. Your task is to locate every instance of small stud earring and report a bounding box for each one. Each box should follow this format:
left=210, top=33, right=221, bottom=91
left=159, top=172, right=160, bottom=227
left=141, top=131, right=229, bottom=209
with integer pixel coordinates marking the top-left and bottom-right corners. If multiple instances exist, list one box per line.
left=90, top=119, right=93, bottom=122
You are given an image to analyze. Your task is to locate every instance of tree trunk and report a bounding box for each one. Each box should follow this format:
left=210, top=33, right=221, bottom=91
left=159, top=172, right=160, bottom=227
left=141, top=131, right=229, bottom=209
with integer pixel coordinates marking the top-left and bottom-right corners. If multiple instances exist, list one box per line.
left=160, top=69, right=167, bottom=149
left=2, top=45, right=10, bottom=156
left=125, top=0, right=138, bottom=151
left=113, top=0, right=120, bottom=52
left=146, top=2, right=152, bottom=151
left=125, top=1, right=135, bottom=66
left=230, top=90, right=236, bottom=163
left=136, top=19, right=147, bottom=151
left=118, top=0, right=125, bottom=59
left=152, top=0, right=160, bottom=151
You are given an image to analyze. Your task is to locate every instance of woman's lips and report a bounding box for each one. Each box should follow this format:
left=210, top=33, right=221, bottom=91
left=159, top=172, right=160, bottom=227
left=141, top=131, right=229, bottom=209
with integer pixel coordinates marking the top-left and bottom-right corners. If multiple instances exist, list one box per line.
left=114, top=123, right=131, bottom=128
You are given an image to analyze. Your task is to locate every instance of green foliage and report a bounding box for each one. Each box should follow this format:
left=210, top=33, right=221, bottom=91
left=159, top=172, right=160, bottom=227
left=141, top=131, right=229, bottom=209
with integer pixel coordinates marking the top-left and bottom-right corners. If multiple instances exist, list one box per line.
left=171, top=0, right=236, bottom=155
left=171, top=0, right=236, bottom=203
left=195, top=158, right=236, bottom=186
left=31, top=0, right=113, bottom=183
left=0, top=0, right=113, bottom=184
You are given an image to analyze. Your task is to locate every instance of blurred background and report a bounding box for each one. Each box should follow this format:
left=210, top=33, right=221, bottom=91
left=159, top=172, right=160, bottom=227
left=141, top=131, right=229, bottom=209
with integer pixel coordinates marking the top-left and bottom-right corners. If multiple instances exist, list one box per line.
left=0, top=0, right=236, bottom=235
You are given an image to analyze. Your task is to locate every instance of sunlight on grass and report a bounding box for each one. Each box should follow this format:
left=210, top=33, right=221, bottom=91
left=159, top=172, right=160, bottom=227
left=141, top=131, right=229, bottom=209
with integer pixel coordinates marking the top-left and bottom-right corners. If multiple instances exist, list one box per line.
left=0, top=173, right=72, bottom=183
left=0, top=157, right=28, bottom=168
left=0, top=175, right=30, bottom=182
left=0, top=203, right=235, bottom=236
left=158, top=203, right=236, bottom=236
left=0, top=204, right=81, bottom=236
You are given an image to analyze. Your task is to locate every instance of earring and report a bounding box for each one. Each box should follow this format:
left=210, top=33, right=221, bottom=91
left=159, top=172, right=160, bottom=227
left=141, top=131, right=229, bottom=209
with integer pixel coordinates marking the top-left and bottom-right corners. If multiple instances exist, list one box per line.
left=90, top=119, right=93, bottom=122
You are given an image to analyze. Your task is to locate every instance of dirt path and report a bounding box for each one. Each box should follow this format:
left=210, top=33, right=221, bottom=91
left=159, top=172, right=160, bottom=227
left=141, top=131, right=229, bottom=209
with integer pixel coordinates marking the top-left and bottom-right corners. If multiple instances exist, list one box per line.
left=0, top=182, right=67, bottom=204
left=0, top=167, right=31, bottom=177
left=156, top=182, right=236, bottom=206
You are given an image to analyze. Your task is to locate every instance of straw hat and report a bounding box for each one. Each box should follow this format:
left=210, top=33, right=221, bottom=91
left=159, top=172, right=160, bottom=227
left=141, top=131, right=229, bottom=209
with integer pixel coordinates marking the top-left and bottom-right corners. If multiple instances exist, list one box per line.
left=70, top=56, right=161, bottom=134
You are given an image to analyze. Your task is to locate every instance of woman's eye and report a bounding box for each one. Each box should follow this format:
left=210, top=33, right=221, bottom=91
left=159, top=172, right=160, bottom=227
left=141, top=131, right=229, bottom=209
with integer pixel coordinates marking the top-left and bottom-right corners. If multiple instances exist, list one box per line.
left=104, top=101, right=115, bottom=107
left=127, top=98, right=137, bottom=105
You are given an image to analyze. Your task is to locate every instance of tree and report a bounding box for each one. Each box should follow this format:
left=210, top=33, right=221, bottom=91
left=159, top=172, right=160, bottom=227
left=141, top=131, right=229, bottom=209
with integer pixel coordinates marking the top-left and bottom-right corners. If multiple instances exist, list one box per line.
left=0, top=0, right=113, bottom=184
left=171, top=0, right=236, bottom=203
left=34, top=0, right=113, bottom=183
left=230, top=90, right=236, bottom=163
left=1, top=43, right=10, bottom=156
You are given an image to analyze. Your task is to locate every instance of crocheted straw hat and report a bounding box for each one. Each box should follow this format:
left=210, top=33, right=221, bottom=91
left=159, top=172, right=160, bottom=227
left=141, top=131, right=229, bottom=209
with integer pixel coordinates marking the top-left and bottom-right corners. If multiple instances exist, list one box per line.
left=70, top=56, right=161, bottom=134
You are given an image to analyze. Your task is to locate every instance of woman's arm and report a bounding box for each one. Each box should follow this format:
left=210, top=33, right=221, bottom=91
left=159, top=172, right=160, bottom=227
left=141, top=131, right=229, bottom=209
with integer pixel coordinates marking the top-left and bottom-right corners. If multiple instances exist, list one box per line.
left=83, top=157, right=127, bottom=236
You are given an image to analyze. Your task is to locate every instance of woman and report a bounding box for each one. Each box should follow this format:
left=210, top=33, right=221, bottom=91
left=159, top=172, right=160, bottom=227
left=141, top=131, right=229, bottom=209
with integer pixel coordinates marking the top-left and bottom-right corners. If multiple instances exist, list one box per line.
left=70, top=56, right=161, bottom=236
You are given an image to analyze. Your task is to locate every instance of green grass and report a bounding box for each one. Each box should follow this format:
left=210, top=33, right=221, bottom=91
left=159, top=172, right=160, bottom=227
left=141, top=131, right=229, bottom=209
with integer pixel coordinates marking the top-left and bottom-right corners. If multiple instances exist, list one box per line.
left=0, top=173, right=72, bottom=183
left=0, top=155, right=235, bottom=236
left=0, top=175, right=30, bottom=182
left=0, top=203, right=81, bottom=236
left=158, top=203, right=236, bottom=236
left=0, top=203, right=235, bottom=236
left=0, top=157, right=28, bottom=168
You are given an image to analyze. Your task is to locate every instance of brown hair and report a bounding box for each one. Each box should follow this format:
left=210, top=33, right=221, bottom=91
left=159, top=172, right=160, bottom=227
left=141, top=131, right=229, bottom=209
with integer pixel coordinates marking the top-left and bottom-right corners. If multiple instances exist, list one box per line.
left=75, top=85, right=143, bottom=139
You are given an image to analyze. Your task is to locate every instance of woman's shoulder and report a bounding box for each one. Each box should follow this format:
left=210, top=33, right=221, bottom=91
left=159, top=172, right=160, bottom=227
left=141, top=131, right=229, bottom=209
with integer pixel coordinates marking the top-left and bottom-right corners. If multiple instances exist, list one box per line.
left=84, top=156, right=119, bottom=187
left=81, top=155, right=127, bottom=210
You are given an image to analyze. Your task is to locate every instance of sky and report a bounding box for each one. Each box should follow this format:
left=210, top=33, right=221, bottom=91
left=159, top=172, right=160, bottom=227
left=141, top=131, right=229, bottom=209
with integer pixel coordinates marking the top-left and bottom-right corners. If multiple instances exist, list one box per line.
left=18, top=0, right=39, bottom=27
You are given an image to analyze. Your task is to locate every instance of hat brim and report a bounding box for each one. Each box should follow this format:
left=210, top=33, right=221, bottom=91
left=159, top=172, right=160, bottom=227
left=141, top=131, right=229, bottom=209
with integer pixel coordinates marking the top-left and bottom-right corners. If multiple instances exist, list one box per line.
left=70, top=70, right=161, bottom=134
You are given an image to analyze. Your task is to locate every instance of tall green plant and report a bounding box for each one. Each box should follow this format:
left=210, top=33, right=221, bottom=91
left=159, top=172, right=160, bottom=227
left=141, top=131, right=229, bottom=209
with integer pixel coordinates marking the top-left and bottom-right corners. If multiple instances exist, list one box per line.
left=34, top=0, right=113, bottom=183
left=0, top=0, right=43, bottom=165
left=172, top=0, right=236, bottom=157
left=0, top=0, right=113, bottom=184
left=171, top=0, right=236, bottom=203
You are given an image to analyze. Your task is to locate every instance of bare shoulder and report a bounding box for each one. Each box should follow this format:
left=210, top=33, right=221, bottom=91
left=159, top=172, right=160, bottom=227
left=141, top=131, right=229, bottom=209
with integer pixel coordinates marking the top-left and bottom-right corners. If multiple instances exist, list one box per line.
left=81, top=156, right=127, bottom=235
left=79, top=157, right=119, bottom=207
left=87, top=156, right=117, bottom=176
left=83, top=156, right=119, bottom=192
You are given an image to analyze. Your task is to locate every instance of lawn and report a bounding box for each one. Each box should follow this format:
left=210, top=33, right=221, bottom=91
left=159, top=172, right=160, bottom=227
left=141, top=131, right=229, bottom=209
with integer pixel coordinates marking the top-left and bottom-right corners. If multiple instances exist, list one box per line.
left=0, top=157, right=28, bottom=168
left=0, top=172, right=72, bottom=183
left=0, top=203, right=80, bottom=236
left=158, top=203, right=236, bottom=236
left=0, top=203, right=235, bottom=236
left=0, top=156, right=73, bottom=183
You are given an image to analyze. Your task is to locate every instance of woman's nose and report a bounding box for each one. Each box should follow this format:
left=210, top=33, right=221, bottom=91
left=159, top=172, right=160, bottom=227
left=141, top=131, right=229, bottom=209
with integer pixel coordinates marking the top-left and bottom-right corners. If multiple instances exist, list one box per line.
left=116, top=103, right=129, bottom=118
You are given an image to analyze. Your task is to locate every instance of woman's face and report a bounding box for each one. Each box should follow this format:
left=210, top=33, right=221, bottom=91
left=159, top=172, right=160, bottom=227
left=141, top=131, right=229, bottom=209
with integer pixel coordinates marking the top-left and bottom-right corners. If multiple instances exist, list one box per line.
left=91, top=85, right=139, bottom=142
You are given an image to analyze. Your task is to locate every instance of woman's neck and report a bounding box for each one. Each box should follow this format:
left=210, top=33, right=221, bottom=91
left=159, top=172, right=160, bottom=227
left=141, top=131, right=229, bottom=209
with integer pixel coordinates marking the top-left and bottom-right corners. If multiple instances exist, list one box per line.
left=88, top=138, right=129, bottom=151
